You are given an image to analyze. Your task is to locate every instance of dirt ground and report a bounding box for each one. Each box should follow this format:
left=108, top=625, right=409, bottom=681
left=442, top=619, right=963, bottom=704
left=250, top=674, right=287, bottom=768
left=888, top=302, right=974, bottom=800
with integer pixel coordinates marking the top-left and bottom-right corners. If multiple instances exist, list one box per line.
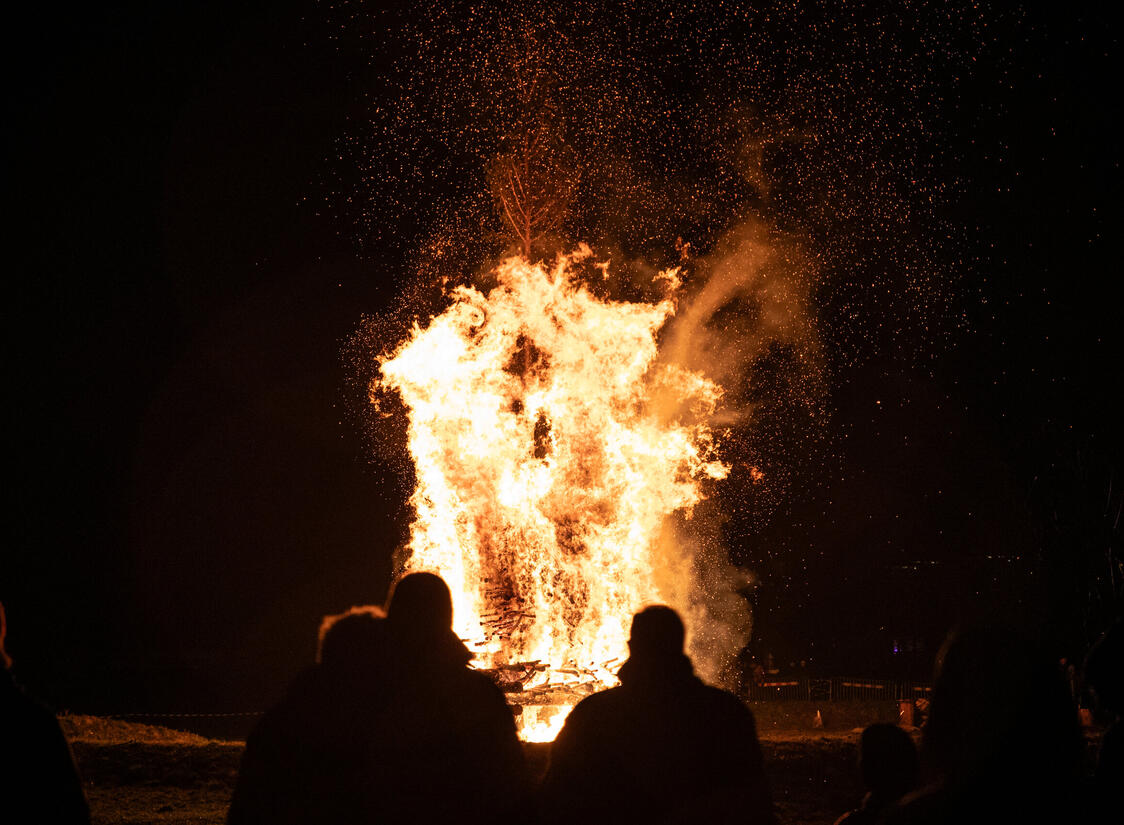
left=62, top=714, right=878, bottom=825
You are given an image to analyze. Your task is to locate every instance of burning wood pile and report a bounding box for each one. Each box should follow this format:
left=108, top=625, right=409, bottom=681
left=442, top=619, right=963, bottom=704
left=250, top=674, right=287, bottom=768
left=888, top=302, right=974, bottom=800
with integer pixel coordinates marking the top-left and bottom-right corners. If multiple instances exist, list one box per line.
left=376, top=249, right=728, bottom=740
left=479, top=659, right=625, bottom=742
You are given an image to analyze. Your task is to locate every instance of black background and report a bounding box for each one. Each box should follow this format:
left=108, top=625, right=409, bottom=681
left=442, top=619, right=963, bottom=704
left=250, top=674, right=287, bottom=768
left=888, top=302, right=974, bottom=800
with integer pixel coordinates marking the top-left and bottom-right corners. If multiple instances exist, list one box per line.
left=6, top=1, right=1120, bottom=719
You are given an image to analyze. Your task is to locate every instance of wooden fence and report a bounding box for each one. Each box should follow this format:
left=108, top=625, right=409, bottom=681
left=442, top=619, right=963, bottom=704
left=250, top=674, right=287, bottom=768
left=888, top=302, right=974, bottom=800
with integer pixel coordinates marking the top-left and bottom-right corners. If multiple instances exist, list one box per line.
left=745, top=677, right=932, bottom=702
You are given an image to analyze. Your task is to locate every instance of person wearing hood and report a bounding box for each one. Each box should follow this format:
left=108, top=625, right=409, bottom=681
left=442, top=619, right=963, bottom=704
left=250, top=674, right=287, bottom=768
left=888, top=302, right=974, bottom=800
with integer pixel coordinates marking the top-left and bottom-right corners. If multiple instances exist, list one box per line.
left=368, top=572, right=528, bottom=823
left=540, top=605, right=776, bottom=825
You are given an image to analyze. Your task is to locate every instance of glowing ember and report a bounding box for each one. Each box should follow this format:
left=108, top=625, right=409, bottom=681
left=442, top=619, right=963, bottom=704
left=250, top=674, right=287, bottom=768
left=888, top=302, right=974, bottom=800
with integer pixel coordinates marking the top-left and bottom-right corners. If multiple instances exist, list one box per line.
left=378, top=246, right=727, bottom=737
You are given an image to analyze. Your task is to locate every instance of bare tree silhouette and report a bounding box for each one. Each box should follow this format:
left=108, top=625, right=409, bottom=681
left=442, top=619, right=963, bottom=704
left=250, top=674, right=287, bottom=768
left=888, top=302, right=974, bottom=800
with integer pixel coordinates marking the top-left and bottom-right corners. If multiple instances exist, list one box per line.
left=487, top=26, right=578, bottom=259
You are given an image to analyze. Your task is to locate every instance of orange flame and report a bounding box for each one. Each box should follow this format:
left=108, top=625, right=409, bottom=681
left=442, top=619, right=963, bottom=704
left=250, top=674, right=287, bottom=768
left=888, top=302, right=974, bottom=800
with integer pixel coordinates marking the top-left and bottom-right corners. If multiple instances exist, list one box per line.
left=378, top=247, right=727, bottom=738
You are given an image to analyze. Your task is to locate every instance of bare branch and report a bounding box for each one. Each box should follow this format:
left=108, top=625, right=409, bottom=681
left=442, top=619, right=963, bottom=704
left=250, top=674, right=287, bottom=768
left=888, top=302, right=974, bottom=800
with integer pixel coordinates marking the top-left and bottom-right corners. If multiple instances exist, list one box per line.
left=498, top=191, right=523, bottom=238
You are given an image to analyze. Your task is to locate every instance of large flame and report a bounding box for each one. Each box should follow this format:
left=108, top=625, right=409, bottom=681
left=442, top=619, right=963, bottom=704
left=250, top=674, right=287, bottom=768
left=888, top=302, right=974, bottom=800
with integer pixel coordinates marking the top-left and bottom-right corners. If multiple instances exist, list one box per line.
left=378, top=247, right=727, bottom=739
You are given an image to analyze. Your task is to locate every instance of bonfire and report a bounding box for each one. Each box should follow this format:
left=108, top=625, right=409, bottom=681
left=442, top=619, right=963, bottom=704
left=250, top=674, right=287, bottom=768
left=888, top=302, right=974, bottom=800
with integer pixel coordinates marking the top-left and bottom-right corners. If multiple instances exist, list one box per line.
left=378, top=247, right=728, bottom=740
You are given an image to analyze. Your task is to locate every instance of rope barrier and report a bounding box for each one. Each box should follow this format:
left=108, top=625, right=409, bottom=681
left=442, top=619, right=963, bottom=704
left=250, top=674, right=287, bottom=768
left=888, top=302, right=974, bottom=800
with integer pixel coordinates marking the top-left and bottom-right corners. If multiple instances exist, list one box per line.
left=95, top=712, right=264, bottom=719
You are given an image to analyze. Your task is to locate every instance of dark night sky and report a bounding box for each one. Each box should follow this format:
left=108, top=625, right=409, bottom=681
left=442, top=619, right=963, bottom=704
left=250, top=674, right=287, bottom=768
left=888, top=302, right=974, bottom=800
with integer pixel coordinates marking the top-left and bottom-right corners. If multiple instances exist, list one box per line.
left=6, top=1, right=1120, bottom=716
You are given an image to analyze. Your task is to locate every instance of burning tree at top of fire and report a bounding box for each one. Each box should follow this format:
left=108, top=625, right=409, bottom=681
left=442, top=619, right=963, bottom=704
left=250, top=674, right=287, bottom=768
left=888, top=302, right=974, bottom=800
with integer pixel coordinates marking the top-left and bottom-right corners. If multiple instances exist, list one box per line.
left=377, top=246, right=729, bottom=684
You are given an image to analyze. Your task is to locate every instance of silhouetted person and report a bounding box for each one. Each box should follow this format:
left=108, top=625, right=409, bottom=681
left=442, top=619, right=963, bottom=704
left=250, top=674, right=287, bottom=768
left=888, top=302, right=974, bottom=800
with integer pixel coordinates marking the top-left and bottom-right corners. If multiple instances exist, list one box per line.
left=228, top=605, right=389, bottom=825
left=368, top=572, right=527, bottom=823
left=1084, top=618, right=1123, bottom=818
left=541, top=605, right=776, bottom=825
left=884, top=624, right=1086, bottom=825
left=834, top=723, right=918, bottom=825
left=0, top=601, right=91, bottom=824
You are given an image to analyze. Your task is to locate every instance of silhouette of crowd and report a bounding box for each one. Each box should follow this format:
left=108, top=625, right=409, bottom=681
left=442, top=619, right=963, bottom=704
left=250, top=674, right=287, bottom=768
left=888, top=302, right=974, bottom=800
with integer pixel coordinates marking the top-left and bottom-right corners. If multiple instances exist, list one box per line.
left=224, top=574, right=1122, bottom=824
left=5, top=573, right=1117, bottom=825
left=229, top=577, right=777, bottom=824
left=229, top=573, right=528, bottom=825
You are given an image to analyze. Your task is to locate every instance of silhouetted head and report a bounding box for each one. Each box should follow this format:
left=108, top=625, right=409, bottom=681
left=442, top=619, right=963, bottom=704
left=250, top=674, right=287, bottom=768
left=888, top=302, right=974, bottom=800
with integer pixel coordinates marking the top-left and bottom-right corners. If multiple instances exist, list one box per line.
left=859, top=723, right=919, bottom=800
left=0, top=601, right=10, bottom=669
left=386, top=572, right=454, bottom=635
left=923, top=624, right=1082, bottom=786
left=317, top=605, right=388, bottom=676
left=1085, top=618, right=1124, bottom=715
left=384, top=572, right=472, bottom=669
left=628, top=606, right=685, bottom=662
